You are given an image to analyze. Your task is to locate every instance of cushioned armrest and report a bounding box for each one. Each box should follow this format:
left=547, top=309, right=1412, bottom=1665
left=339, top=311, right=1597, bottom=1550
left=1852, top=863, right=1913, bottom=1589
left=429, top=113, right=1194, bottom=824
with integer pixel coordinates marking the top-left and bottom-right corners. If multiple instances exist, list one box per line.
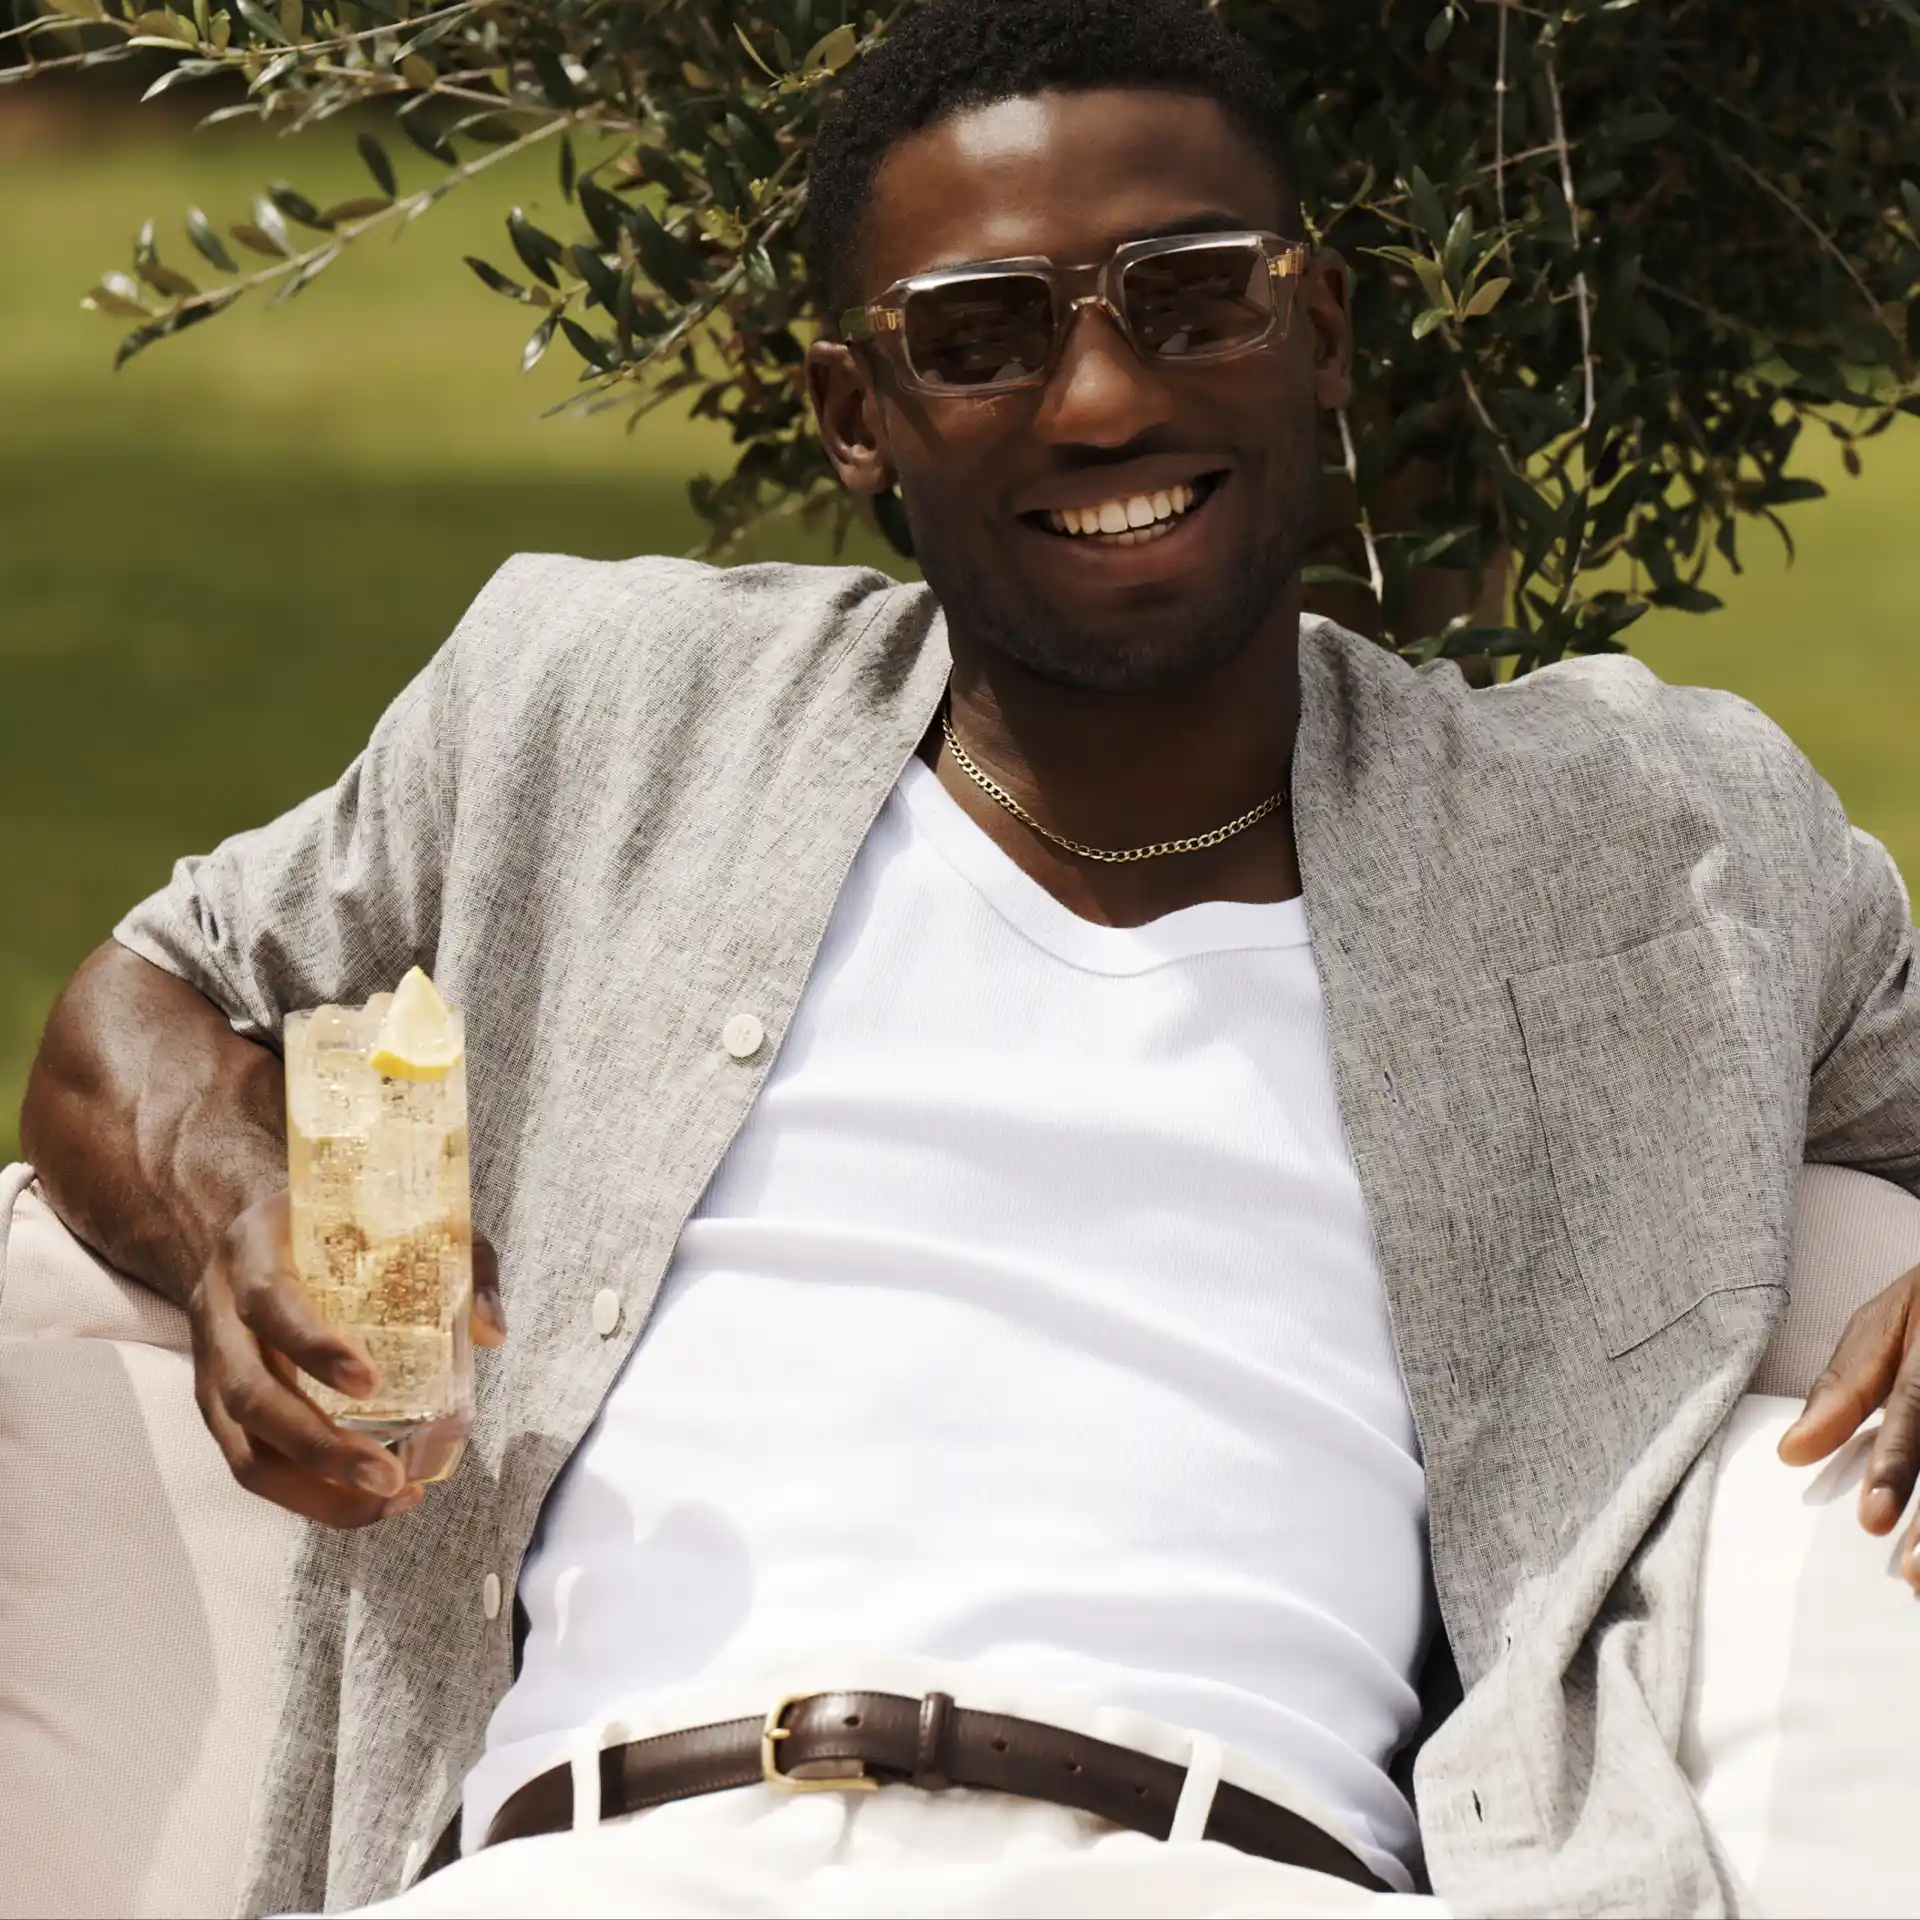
left=0, top=1168, right=194, bottom=1352
left=1758, top=1163, right=1920, bottom=1398
left=0, top=1161, right=34, bottom=1314
left=0, top=1160, right=301, bottom=1920
left=1688, top=1394, right=1920, bottom=1916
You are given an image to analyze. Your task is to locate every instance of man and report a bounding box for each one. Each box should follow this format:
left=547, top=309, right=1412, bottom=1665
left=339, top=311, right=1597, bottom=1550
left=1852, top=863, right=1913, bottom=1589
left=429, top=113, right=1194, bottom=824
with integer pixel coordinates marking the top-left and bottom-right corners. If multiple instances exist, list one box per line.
left=21, top=2, right=1920, bottom=1915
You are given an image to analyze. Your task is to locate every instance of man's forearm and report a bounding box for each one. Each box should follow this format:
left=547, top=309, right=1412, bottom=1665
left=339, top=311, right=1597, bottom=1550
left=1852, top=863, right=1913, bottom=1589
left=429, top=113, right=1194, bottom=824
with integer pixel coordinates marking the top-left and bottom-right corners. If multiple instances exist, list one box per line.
left=19, top=941, right=288, bottom=1311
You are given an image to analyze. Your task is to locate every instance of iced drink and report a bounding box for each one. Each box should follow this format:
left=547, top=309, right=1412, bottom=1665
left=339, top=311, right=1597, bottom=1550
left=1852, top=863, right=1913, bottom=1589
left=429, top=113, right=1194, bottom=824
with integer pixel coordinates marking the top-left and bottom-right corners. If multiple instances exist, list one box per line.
left=284, top=976, right=473, bottom=1482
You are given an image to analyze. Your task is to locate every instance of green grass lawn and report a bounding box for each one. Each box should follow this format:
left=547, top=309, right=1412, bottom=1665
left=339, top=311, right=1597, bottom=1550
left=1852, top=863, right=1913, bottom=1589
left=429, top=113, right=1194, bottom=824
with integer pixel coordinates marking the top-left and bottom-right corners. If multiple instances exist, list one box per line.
left=2, top=104, right=1915, bottom=1164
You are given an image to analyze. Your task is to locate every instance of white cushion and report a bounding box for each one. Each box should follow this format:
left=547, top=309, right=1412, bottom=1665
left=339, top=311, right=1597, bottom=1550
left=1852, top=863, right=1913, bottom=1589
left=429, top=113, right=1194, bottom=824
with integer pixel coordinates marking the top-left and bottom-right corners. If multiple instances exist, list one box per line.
left=1686, top=1396, right=1920, bottom=1917
left=0, top=1167, right=300, bottom=1920
left=1679, top=1162, right=1920, bottom=1917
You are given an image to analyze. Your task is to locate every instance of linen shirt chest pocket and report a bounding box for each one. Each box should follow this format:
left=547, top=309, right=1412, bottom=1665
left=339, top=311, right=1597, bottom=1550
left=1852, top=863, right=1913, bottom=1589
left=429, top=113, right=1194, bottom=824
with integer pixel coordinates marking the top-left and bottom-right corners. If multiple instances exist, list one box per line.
left=1508, top=921, right=1801, bottom=1359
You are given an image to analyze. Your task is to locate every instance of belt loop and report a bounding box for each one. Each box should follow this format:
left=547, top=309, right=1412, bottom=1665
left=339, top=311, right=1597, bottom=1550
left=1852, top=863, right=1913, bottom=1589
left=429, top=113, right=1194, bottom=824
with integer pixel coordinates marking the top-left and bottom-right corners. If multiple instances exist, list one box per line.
left=568, top=1721, right=606, bottom=1832
left=913, top=1691, right=955, bottom=1790
left=1168, top=1730, right=1223, bottom=1845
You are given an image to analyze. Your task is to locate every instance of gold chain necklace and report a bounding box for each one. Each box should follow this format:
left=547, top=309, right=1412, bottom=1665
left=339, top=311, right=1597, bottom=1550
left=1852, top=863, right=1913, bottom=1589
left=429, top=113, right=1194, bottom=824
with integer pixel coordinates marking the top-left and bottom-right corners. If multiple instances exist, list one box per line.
left=939, top=709, right=1288, bottom=866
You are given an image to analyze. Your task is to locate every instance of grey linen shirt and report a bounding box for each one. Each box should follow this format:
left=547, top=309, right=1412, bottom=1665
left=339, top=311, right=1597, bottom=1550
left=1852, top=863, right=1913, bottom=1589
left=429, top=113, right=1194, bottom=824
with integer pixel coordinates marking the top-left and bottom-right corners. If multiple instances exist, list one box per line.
left=114, top=554, right=1920, bottom=1918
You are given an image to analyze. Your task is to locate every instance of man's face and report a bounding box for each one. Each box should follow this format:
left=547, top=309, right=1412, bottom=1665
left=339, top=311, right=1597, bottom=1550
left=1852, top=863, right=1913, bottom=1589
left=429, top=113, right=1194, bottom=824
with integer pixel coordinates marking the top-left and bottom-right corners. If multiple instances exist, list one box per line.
left=810, top=87, right=1352, bottom=695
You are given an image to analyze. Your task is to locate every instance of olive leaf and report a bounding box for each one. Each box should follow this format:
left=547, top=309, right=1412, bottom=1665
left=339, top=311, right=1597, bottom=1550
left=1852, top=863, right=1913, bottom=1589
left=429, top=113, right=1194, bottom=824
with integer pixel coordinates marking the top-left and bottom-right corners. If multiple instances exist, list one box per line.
left=267, top=182, right=330, bottom=231
left=507, top=207, right=566, bottom=288
left=1406, top=167, right=1449, bottom=247
left=357, top=133, right=398, bottom=198
left=625, top=201, right=698, bottom=303
left=532, top=46, right=576, bottom=108
left=186, top=207, right=237, bottom=272
left=230, top=219, right=289, bottom=258
left=521, top=309, right=560, bottom=373
left=559, top=316, right=619, bottom=371
left=83, top=279, right=155, bottom=319
left=318, top=196, right=395, bottom=225
left=466, top=255, right=533, bottom=301
left=803, top=24, right=856, bottom=73
left=576, top=179, right=625, bottom=253
left=1461, top=276, right=1511, bottom=319
left=569, top=243, right=620, bottom=312
left=400, top=112, right=458, bottom=166
left=231, top=0, right=284, bottom=43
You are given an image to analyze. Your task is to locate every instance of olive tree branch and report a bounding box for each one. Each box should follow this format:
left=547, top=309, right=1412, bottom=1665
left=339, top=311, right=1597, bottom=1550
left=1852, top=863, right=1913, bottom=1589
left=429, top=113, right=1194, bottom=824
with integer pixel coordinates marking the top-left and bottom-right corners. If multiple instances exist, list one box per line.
left=1543, top=45, right=1595, bottom=429
left=1, top=0, right=478, bottom=69
left=0, top=7, right=93, bottom=46
left=1489, top=0, right=1514, bottom=270
left=231, top=0, right=482, bottom=58
left=128, top=107, right=586, bottom=333
left=4, top=0, right=476, bottom=58
left=306, top=63, right=546, bottom=115
left=1455, top=364, right=1504, bottom=446
left=1363, top=141, right=1577, bottom=245
left=544, top=170, right=809, bottom=418
left=1639, top=271, right=1777, bottom=348
left=0, top=36, right=134, bottom=80
left=1445, top=349, right=1530, bottom=483
left=1701, top=132, right=1905, bottom=364
left=1335, top=406, right=1388, bottom=616
left=695, top=478, right=836, bottom=563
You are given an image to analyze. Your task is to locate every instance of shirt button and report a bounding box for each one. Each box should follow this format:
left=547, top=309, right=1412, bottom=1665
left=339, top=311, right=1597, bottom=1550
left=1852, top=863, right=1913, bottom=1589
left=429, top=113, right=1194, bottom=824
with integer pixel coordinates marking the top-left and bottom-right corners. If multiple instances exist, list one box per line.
left=481, top=1572, right=501, bottom=1620
left=591, top=1288, right=621, bottom=1338
left=722, top=1012, right=766, bottom=1060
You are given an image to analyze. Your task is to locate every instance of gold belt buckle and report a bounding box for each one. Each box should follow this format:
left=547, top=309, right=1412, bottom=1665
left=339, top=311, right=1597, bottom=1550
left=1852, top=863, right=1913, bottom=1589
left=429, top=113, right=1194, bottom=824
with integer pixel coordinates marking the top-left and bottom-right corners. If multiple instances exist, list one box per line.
left=761, top=1693, right=880, bottom=1793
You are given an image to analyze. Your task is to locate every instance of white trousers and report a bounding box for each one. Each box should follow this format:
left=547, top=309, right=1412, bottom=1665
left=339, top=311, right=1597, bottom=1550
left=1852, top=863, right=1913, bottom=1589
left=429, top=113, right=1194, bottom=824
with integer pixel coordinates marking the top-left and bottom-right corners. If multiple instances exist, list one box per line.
left=345, top=1779, right=1448, bottom=1920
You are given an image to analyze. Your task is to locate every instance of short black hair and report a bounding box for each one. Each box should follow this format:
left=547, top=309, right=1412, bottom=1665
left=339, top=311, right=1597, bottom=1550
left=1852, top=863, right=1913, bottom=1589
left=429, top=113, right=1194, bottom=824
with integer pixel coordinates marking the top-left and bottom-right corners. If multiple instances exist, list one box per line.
left=807, top=0, right=1304, bottom=318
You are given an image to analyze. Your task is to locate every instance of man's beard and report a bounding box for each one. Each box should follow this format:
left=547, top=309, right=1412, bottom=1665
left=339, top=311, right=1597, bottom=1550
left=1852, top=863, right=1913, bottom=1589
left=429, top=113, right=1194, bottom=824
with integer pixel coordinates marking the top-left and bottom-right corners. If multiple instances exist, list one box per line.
left=903, top=478, right=1315, bottom=696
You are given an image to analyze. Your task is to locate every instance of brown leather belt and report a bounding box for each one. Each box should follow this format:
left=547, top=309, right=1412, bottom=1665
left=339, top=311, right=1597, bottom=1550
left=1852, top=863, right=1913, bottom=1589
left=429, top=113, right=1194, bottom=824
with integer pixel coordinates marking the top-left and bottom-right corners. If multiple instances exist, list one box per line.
left=482, top=1689, right=1386, bottom=1892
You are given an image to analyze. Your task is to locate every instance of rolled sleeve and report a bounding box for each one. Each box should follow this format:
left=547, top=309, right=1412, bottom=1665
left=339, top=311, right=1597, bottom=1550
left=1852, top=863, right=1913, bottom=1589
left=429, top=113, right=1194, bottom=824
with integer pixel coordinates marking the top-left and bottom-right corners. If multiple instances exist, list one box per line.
left=1805, top=823, right=1920, bottom=1197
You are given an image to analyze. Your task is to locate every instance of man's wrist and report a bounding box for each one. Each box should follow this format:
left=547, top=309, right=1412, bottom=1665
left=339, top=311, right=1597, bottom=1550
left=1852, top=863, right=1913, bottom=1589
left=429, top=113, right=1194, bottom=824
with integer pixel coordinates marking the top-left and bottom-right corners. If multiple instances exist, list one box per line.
left=160, top=1050, right=290, bottom=1302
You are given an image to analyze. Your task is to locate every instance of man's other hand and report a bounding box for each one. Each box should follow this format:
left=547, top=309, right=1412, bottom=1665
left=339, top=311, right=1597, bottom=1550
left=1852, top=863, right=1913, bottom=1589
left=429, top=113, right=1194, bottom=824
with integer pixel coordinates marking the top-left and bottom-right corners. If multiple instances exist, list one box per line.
left=188, top=1190, right=505, bottom=1528
left=1778, top=1259, right=1920, bottom=1591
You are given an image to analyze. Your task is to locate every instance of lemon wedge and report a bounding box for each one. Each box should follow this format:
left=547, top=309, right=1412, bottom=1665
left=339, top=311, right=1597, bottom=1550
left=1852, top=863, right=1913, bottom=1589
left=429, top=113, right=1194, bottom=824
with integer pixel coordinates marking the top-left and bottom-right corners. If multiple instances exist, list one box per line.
left=369, top=967, right=463, bottom=1081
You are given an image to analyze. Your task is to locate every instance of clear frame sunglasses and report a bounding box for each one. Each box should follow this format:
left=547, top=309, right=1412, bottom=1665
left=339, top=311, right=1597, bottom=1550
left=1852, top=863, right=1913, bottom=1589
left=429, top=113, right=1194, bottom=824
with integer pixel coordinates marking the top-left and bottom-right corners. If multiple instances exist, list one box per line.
left=837, top=230, right=1312, bottom=398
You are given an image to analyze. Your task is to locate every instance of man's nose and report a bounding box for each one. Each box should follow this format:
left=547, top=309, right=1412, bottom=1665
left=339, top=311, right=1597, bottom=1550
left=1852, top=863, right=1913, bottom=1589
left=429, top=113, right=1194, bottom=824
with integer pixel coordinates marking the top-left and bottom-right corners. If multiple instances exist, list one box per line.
left=1034, top=301, right=1174, bottom=448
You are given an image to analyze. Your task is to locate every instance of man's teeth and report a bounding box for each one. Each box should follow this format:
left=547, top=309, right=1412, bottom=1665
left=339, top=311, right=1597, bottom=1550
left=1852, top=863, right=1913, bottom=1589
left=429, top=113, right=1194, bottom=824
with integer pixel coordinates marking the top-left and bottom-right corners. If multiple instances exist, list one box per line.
left=1047, top=483, right=1200, bottom=543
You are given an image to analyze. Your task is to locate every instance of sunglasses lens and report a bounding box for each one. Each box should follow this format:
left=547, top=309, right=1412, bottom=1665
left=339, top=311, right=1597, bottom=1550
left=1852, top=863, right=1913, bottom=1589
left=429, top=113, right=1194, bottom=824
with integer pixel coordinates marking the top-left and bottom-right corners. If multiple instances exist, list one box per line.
left=901, top=274, right=1054, bottom=390
left=1123, top=239, right=1275, bottom=360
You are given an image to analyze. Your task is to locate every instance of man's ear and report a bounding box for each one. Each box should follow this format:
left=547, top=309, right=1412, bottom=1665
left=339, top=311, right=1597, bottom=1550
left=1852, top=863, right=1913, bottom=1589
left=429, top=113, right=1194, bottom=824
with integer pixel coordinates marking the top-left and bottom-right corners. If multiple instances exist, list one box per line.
left=1303, top=245, right=1354, bottom=414
left=807, top=340, right=896, bottom=497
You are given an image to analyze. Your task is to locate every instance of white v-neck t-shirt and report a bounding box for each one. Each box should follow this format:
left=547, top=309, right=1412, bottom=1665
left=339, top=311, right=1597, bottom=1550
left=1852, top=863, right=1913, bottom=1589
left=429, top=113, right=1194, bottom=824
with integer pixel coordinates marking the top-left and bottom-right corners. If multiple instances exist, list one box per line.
left=466, top=757, right=1430, bottom=1883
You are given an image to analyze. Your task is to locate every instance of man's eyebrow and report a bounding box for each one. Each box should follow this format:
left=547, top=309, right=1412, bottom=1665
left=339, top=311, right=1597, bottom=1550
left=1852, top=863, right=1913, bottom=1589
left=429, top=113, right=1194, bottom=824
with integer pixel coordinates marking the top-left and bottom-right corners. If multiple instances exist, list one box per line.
left=1121, top=211, right=1266, bottom=243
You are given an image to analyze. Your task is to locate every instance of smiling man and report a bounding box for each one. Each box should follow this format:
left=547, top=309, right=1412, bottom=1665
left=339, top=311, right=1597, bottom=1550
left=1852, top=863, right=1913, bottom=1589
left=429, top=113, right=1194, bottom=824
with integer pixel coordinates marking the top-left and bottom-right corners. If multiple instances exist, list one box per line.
left=20, top=2, right=1920, bottom=1917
